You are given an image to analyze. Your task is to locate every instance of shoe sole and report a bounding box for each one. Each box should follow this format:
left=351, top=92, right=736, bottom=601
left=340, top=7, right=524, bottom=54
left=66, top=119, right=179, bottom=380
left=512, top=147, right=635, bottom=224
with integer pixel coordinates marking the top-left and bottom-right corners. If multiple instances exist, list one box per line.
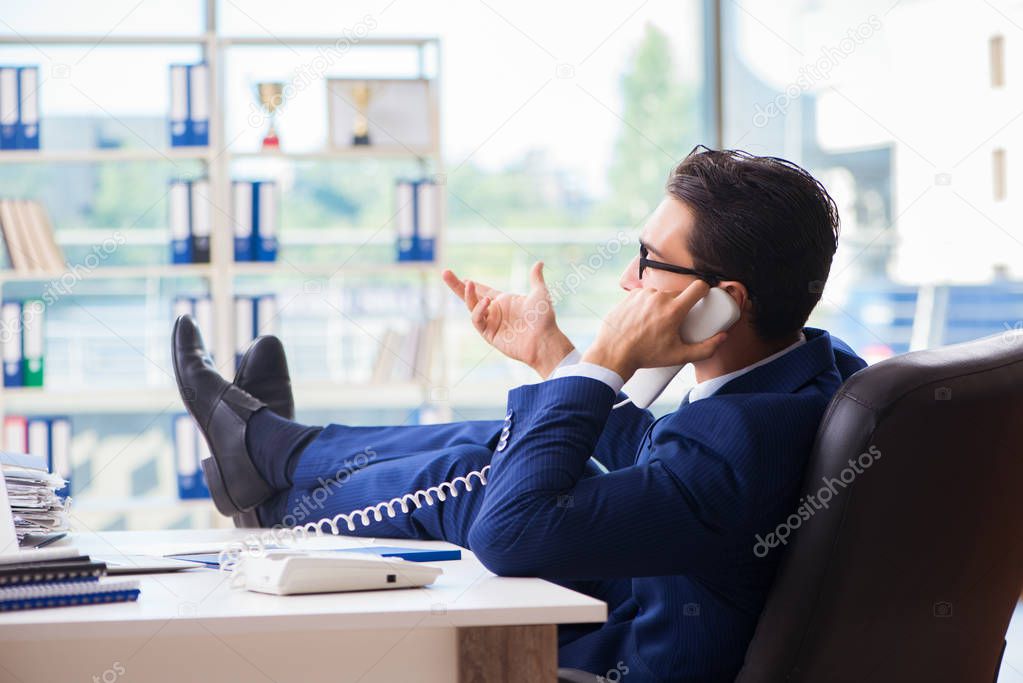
left=200, top=454, right=243, bottom=517
left=171, top=317, right=246, bottom=517
left=232, top=509, right=261, bottom=528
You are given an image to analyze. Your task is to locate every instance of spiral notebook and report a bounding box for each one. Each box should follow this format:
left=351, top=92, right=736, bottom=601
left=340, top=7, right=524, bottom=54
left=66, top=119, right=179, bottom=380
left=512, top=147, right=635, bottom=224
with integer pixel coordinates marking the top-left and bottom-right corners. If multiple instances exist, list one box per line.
left=0, top=557, right=106, bottom=586
left=0, top=580, right=140, bottom=612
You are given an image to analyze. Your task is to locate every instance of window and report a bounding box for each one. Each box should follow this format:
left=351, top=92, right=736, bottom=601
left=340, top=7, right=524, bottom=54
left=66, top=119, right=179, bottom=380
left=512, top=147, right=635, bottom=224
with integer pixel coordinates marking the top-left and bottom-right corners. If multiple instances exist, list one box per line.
left=721, top=0, right=1023, bottom=362
left=0, top=1, right=710, bottom=529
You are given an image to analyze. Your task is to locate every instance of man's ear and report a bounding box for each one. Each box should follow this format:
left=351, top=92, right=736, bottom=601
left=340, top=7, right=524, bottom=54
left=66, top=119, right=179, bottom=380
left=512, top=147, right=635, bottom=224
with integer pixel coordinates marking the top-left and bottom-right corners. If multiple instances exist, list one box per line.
left=717, top=280, right=749, bottom=312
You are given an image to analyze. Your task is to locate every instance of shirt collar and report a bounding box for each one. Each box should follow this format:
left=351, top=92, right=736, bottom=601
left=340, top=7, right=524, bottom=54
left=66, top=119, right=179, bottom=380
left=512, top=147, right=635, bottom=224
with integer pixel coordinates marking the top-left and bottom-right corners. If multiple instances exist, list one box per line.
left=686, top=332, right=807, bottom=403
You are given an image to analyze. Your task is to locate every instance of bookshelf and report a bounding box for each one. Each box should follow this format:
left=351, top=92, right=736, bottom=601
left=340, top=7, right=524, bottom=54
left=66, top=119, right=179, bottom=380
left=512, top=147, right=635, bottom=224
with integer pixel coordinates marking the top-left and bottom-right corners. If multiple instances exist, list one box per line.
left=0, top=149, right=435, bottom=164
left=0, top=263, right=215, bottom=283
left=0, top=148, right=214, bottom=163
left=0, top=382, right=428, bottom=414
left=0, top=3, right=448, bottom=529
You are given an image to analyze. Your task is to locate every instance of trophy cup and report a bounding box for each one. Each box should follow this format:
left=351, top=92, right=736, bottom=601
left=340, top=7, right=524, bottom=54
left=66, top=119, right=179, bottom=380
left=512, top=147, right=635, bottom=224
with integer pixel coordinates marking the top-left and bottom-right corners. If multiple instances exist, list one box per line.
left=351, top=81, right=372, bottom=146
left=256, top=82, right=285, bottom=149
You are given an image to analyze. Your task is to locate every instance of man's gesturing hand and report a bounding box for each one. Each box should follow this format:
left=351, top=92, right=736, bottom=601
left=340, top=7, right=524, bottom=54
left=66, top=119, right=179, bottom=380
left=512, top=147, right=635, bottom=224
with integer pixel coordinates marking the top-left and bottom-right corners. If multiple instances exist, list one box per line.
left=582, top=280, right=729, bottom=382
left=442, top=262, right=575, bottom=378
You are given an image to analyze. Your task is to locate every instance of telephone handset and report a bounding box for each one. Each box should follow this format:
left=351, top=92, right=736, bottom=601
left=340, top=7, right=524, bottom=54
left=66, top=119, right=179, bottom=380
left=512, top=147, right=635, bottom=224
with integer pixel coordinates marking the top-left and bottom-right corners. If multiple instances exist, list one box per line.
left=618, top=287, right=740, bottom=409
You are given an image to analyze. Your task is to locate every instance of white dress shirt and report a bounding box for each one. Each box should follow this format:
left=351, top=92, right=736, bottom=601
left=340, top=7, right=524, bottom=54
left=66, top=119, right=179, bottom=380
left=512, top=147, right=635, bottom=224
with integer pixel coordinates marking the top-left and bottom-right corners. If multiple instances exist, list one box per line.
left=549, top=332, right=806, bottom=404
left=549, top=349, right=625, bottom=391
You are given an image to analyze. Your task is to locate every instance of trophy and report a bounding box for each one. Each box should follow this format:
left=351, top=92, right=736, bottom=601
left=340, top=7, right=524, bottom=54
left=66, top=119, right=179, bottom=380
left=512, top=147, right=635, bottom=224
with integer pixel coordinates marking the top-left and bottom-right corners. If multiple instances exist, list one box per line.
left=256, top=82, right=285, bottom=149
left=351, top=81, right=372, bottom=146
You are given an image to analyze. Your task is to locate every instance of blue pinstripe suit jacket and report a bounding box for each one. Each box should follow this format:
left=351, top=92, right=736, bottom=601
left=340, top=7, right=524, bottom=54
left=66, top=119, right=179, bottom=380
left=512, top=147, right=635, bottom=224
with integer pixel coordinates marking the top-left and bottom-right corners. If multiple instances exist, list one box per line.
left=467, top=327, right=866, bottom=682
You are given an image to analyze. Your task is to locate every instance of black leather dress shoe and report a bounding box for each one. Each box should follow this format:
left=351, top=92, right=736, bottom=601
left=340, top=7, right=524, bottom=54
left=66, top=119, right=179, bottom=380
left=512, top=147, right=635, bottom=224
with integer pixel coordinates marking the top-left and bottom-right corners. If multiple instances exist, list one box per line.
left=234, top=335, right=295, bottom=421
left=231, top=335, right=294, bottom=527
left=172, top=315, right=275, bottom=516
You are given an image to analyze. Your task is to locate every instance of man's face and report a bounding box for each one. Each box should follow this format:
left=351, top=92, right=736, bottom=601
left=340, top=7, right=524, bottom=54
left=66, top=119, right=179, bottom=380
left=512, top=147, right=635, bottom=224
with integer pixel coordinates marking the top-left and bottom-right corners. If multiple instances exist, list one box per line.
left=619, top=196, right=703, bottom=292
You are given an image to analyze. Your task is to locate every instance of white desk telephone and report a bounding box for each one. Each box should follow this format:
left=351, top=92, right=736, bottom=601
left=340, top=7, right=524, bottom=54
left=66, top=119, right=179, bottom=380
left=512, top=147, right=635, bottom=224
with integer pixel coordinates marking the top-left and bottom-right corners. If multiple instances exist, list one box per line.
left=619, top=287, right=741, bottom=408
left=238, top=550, right=443, bottom=595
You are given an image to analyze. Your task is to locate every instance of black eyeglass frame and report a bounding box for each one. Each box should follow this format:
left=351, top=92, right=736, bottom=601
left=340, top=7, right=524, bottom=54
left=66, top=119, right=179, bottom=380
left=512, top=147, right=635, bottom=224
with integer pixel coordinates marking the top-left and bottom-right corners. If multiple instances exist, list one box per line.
left=638, top=244, right=728, bottom=287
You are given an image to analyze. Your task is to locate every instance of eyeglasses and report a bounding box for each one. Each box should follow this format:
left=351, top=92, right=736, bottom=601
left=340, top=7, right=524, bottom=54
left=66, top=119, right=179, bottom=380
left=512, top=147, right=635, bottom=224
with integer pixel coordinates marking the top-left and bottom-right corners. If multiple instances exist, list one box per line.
left=638, top=244, right=727, bottom=286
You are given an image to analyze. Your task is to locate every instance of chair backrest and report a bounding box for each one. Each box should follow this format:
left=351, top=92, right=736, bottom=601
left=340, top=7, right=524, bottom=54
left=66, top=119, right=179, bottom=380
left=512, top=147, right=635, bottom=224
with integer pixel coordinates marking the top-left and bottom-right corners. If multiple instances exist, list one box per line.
left=737, top=332, right=1023, bottom=682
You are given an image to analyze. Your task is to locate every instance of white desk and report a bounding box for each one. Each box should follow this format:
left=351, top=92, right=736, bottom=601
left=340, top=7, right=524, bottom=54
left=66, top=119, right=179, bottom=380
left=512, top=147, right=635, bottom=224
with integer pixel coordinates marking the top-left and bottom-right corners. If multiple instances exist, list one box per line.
left=0, top=529, right=607, bottom=683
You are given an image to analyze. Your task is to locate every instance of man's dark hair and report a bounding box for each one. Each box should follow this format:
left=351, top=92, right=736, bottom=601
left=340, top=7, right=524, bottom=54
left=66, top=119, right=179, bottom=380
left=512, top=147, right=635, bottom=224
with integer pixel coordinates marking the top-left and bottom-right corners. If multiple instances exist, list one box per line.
left=666, top=146, right=840, bottom=342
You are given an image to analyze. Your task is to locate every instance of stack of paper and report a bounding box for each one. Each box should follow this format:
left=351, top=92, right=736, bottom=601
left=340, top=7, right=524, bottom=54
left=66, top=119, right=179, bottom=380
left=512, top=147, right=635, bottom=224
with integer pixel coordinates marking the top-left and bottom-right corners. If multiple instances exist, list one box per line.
left=0, top=452, right=68, bottom=543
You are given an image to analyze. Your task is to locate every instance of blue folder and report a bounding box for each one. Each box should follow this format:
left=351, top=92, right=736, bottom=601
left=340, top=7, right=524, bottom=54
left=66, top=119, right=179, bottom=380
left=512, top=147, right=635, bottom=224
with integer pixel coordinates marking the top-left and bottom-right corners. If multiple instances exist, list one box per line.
left=335, top=546, right=461, bottom=562
left=170, top=546, right=461, bottom=568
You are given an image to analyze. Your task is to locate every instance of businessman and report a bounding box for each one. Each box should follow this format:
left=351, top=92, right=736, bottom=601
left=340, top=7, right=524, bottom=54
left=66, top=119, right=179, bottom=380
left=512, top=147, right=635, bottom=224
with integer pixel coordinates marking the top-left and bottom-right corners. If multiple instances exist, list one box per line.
left=173, top=146, right=866, bottom=682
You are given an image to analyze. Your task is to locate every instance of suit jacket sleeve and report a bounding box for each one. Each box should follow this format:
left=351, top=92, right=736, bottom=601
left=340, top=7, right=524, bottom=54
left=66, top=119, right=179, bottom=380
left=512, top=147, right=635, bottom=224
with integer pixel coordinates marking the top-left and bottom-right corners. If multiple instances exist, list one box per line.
left=588, top=390, right=654, bottom=472
left=467, top=376, right=749, bottom=579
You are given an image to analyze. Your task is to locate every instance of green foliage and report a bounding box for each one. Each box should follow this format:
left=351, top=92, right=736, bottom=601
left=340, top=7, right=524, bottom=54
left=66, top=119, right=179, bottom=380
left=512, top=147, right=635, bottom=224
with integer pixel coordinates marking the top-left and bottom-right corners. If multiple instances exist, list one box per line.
left=447, top=23, right=698, bottom=232
left=91, top=162, right=171, bottom=230
left=595, top=23, right=699, bottom=228
left=446, top=150, right=588, bottom=229
left=283, top=159, right=405, bottom=229
left=32, top=25, right=699, bottom=245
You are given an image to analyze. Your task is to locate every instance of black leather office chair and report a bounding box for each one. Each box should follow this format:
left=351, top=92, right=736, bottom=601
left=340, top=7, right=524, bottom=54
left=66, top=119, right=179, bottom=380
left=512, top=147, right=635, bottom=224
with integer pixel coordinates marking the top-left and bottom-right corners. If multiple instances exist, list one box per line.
left=559, top=332, right=1023, bottom=682
left=737, top=331, right=1023, bottom=682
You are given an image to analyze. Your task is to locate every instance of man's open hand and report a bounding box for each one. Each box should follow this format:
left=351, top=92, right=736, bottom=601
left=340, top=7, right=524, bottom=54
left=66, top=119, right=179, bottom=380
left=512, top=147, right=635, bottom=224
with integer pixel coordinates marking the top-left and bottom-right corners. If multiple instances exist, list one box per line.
left=443, top=262, right=575, bottom=378
left=582, top=280, right=728, bottom=381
